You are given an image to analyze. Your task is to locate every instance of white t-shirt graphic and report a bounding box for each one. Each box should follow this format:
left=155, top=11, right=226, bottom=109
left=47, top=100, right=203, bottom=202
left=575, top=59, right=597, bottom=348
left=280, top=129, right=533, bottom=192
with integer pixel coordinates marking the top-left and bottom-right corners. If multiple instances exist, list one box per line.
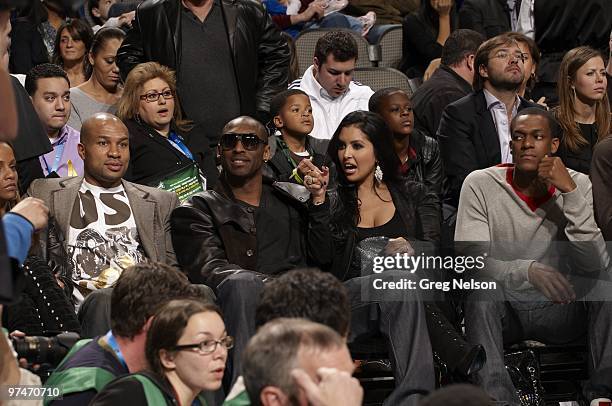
left=67, top=181, right=146, bottom=296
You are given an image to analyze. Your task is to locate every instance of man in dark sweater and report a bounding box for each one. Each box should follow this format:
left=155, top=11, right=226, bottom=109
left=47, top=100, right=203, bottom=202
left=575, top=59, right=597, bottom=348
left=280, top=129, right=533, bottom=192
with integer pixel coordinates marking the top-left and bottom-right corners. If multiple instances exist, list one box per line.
left=412, top=29, right=485, bottom=140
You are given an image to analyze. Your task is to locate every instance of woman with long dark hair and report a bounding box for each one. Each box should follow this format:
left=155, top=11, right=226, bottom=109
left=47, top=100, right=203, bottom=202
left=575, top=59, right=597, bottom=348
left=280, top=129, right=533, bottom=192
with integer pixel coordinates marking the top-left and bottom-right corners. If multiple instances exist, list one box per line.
left=327, top=111, right=484, bottom=386
left=52, top=19, right=94, bottom=87
left=67, top=27, right=124, bottom=131
left=399, top=0, right=458, bottom=79
left=554, top=46, right=610, bottom=174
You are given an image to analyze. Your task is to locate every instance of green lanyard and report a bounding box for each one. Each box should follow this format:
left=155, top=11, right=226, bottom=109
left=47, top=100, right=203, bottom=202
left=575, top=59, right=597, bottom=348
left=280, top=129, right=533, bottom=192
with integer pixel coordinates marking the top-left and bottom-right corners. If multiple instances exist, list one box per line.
left=276, top=136, right=313, bottom=169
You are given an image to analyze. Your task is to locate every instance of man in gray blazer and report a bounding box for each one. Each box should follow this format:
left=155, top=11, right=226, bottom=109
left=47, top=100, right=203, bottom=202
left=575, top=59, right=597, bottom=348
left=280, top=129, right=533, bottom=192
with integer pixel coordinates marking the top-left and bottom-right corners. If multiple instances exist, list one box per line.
left=28, top=113, right=179, bottom=336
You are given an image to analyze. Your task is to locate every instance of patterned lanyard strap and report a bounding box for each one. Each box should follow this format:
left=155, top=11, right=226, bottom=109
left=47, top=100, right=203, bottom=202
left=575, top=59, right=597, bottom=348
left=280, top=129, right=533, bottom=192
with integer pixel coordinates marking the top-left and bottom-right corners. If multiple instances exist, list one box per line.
left=277, top=136, right=313, bottom=169
left=168, top=131, right=195, bottom=161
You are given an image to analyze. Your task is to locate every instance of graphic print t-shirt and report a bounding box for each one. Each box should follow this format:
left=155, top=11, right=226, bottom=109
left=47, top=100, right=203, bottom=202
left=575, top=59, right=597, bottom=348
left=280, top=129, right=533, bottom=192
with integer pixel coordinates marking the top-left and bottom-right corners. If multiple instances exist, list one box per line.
left=67, top=181, right=146, bottom=295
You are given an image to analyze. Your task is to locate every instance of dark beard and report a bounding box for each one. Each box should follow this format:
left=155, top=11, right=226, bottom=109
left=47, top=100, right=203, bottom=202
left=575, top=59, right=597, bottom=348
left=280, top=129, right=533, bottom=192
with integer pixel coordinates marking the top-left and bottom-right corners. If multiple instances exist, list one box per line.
left=487, top=73, right=523, bottom=92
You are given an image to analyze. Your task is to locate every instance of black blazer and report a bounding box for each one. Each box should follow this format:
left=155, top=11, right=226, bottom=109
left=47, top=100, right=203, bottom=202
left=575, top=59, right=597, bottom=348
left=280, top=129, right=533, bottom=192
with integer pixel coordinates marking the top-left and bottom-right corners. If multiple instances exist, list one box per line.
left=412, top=65, right=473, bottom=140
left=9, top=18, right=50, bottom=74
left=437, top=90, right=540, bottom=207
left=123, top=119, right=218, bottom=188
left=459, top=0, right=516, bottom=39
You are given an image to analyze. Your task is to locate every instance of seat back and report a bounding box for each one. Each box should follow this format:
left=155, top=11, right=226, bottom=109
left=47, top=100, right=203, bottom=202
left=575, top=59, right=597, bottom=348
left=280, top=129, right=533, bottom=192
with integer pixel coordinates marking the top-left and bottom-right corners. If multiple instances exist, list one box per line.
left=377, top=25, right=403, bottom=69
left=352, top=67, right=414, bottom=96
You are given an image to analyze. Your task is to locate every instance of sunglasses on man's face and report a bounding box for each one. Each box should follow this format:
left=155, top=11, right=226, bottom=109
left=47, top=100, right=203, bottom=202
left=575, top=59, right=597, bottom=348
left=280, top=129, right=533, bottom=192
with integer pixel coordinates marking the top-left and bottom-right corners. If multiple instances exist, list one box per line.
left=220, top=133, right=267, bottom=151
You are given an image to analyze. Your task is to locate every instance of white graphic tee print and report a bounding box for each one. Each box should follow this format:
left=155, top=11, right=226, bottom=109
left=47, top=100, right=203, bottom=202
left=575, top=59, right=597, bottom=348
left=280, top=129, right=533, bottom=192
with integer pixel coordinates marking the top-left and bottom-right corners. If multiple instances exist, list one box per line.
left=67, top=181, right=146, bottom=294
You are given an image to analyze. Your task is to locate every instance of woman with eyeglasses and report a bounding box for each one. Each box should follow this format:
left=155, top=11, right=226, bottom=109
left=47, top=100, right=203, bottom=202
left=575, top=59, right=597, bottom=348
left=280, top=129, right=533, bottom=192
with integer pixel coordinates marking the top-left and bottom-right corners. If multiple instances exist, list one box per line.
left=67, top=27, right=124, bottom=131
left=117, top=62, right=217, bottom=189
left=91, top=299, right=231, bottom=406
left=554, top=46, right=610, bottom=175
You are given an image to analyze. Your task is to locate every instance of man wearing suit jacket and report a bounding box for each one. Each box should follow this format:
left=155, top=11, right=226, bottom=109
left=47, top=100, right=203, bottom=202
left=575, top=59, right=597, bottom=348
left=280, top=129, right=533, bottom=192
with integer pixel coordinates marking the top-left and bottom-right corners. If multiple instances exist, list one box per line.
left=28, top=113, right=179, bottom=335
left=437, top=33, right=540, bottom=208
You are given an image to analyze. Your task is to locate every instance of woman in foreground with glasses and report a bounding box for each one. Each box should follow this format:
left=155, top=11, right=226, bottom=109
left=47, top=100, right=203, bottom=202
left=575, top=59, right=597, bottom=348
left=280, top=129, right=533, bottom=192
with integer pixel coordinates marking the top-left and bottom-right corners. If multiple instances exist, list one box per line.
left=91, top=299, right=231, bottom=406
left=117, top=62, right=217, bottom=188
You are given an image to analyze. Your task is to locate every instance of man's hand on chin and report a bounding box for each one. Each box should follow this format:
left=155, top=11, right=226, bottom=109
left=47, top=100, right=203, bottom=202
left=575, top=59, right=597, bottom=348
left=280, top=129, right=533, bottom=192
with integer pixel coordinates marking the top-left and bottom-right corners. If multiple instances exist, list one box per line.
left=537, top=155, right=577, bottom=193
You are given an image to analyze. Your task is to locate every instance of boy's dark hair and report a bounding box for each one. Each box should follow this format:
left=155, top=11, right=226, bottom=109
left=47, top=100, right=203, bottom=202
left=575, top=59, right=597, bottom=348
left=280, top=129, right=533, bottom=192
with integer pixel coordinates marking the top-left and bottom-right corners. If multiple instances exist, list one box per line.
left=441, top=29, right=486, bottom=67
left=314, top=31, right=358, bottom=65
left=25, top=63, right=70, bottom=96
left=255, top=268, right=350, bottom=337
left=270, top=89, right=309, bottom=118
left=110, top=262, right=198, bottom=339
left=511, top=107, right=562, bottom=140
left=368, top=87, right=404, bottom=114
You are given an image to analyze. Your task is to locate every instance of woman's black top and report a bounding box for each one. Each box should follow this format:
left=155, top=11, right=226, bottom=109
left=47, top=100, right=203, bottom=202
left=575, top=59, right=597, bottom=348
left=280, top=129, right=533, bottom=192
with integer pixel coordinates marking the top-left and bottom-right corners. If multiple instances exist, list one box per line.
left=356, top=209, right=408, bottom=242
left=123, top=118, right=218, bottom=187
left=330, top=180, right=441, bottom=281
left=557, top=122, right=598, bottom=175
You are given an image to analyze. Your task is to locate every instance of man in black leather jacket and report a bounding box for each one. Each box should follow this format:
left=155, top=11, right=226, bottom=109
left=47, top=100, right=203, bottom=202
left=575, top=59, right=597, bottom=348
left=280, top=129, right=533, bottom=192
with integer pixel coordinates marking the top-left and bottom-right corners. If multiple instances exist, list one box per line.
left=171, top=116, right=331, bottom=388
left=116, top=0, right=290, bottom=151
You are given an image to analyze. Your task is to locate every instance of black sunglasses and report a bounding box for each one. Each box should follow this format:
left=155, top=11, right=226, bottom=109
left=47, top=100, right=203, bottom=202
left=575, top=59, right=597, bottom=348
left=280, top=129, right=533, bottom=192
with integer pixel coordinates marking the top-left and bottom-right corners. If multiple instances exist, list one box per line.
left=220, top=133, right=267, bottom=151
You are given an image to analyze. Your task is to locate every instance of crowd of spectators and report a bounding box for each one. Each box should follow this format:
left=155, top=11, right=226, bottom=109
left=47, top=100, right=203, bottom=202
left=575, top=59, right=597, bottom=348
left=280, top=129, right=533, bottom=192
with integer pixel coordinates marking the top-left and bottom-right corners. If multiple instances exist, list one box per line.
left=0, top=0, right=611, bottom=405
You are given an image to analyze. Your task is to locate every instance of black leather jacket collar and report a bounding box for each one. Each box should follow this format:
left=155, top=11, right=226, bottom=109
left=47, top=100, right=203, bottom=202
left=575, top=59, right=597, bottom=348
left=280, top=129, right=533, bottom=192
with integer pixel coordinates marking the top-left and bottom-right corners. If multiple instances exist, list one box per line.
left=119, top=0, right=290, bottom=116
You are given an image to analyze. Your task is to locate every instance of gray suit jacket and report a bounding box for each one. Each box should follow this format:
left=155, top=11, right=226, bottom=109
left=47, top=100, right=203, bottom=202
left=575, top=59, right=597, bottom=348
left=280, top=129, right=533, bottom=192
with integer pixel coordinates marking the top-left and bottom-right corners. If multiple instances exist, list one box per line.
left=28, top=176, right=179, bottom=267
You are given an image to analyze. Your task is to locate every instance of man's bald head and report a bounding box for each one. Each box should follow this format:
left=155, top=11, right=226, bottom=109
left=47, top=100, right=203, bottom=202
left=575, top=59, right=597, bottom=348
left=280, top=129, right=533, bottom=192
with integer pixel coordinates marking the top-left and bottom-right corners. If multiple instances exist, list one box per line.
left=80, top=113, right=128, bottom=144
left=78, top=112, right=130, bottom=188
left=222, top=116, right=268, bottom=141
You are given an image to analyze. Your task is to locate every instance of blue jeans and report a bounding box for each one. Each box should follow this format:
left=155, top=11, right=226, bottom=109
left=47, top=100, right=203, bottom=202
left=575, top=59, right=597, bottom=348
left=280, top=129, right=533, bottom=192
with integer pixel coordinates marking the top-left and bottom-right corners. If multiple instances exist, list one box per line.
left=303, top=13, right=393, bottom=44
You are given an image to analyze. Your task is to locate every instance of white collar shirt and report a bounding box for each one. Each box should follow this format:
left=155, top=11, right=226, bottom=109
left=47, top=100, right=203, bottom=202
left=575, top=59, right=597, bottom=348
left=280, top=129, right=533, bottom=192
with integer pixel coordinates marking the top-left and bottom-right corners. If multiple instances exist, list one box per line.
left=483, top=88, right=521, bottom=164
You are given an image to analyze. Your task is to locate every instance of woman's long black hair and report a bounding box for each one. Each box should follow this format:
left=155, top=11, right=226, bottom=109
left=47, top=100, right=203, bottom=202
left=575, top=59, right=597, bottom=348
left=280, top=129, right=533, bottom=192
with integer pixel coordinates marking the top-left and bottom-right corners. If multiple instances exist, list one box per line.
left=327, top=111, right=401, bottom=237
